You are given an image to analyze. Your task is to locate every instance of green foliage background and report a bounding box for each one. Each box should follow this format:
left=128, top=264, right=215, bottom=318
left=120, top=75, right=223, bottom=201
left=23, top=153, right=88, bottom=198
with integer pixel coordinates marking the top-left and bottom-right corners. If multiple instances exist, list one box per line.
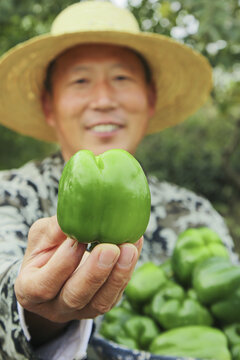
left=0, top=0, right=240, bottom=252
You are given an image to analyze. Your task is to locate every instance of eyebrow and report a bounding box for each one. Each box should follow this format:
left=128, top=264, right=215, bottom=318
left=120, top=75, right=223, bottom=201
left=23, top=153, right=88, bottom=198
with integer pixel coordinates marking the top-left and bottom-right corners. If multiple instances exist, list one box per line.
left=70, top=65, right=92, bottom=73
left=112, top=63, right=136, bottom=72
left=70, top=63, right=135, bottom=73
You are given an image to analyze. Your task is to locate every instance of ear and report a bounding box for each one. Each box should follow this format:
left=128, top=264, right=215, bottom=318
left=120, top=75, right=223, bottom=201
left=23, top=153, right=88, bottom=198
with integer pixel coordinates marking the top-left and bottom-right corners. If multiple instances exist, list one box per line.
left=147, top=81, right=157, bottom=118
left=41, top=90, right=56, bottom=128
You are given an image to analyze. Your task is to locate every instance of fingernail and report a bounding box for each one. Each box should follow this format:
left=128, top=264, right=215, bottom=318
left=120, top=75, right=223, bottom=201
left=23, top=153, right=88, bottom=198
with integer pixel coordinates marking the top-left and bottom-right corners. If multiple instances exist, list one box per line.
left=117, top=245, right=136, bottom=268
left=135, top=237, right=143, bottom=251
left=98, top=246, right=120, bottom=268
left=67, top=237, right=79, bottom=251
left=71, top=240, right=79, bottom=251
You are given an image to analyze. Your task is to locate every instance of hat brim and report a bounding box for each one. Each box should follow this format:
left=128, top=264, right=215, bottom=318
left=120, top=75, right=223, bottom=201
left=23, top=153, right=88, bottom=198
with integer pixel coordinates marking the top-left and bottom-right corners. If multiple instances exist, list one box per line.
left=0, top=30, right=212, bottom=142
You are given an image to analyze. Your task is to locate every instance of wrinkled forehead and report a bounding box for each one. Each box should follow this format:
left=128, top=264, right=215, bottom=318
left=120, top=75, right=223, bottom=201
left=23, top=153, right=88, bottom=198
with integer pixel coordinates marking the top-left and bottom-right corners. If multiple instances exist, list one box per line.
left=56, top=43, right=143, bottom=63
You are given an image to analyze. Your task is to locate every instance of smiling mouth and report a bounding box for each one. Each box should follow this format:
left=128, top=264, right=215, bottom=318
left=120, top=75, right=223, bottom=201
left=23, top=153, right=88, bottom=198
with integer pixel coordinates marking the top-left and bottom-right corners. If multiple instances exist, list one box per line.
left=88, top=124, right=123, bottom=133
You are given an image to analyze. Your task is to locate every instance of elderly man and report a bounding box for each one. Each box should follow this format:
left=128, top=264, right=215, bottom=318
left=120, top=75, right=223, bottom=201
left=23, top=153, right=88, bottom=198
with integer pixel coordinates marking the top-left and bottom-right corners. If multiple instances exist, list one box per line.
left=0, top=1, right=237, bottom=360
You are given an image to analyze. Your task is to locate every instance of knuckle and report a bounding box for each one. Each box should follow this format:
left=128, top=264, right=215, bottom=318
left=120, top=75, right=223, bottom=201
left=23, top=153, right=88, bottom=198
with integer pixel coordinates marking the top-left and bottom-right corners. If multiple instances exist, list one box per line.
left=16, top=296, right=29, bottom=310
left=14, top=287, right=32, bottom=310
left=14, top=275, right=30, bottom=307
left=36, top=288, right=54, bottom=302
left=90, top=299, right=112, bottom=315
left=29, top=218, right=47, bottom=233
left=18, top=276, right=53, bottom=304
left=84, top=271, right=106, bottom=289
left=31, top=276, right=56, bottom=302
left=109, top=272, right=130, bottom=291
left=62, top=289, right=82, bottom=310
left=14, top=287, right=29, bottom=309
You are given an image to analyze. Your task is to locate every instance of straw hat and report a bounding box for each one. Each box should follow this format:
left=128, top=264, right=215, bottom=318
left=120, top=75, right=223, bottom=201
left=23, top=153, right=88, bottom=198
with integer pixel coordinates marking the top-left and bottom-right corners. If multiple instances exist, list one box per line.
left=0, top=1, right=212, bottom=142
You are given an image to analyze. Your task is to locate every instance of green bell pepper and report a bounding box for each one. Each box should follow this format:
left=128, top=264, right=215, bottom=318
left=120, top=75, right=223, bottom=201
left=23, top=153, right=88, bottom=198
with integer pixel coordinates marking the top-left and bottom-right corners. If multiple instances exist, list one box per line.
left=224, top=323, right=240, bottom=347
left=125, top=262, right=167, bottom=303
left=193, top=256, right=240, bottom=305
left=145, top=280, right=213, bottom=330
left=99, top=306, right=133, bottom=342
left=149, top=325, right=231, bottom=360
left=172, top=227, right=229, bottom=285
left=114, top=335, right=138, bottom=350
left=122, top=315, right=159, bottom=351
left=224, top=323, right=240, bottom=360
left=119, top=298, right=134, bottom=311
left=211, top=286, right=240, bottom=324
left=232, top=345, right=240, bottom=360
left=103, top=306, right=133, bottom=323
left=186, top=288, right=198, bottom=300
left=100, top=307, right=159, bottom=351
left=99, top=321, right=126, bottom=342
left=57, top=149, right=151, bottom=244
left=144, top=279, right=184, bottom=317
left=159, top=259, right=174, bottom=279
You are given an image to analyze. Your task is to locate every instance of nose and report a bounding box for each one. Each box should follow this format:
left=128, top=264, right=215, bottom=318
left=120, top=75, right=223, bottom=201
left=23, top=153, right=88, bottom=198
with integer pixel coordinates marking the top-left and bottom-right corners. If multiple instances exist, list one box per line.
left=89, top=80, right=117, bottom=111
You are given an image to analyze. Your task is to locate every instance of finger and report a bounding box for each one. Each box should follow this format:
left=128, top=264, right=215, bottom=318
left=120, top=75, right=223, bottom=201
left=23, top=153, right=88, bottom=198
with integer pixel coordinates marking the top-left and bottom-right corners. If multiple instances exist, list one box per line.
left=17, top=238, right=86, bottom=307
left=39, top=238, right=87, bottom=296
left=86, top=243, right=138, bottom=317
left=113, top=237, right=143, bottom=304
left=113, top=288, right=125, bottom=309
left=27, top=241, right=139, bottom=322
left=107, top=238, right=143, bottom=308
left=26, top=216, right=66, bottom=256
left=57, top=243, right=120, bottom=312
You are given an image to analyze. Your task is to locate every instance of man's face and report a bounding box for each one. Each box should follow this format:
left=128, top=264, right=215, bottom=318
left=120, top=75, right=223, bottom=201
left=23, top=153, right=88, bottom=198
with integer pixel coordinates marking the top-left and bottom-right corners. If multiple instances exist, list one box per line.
left=43, top=44, right=156, bottom=160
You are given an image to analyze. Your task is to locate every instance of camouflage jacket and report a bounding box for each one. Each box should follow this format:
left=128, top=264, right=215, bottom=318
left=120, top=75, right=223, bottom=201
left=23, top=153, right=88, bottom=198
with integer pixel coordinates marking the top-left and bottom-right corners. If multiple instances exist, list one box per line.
left=0, top=152, right=237, bottom=360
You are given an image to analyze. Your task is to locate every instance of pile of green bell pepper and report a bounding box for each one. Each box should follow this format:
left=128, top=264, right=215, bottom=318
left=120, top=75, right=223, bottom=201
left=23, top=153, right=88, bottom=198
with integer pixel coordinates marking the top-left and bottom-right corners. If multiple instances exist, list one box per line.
left=57, top=149, right=151, bottom=244
left=99, top=226, right=240, bottom=359
left=100, top=305, right=159, bottom=351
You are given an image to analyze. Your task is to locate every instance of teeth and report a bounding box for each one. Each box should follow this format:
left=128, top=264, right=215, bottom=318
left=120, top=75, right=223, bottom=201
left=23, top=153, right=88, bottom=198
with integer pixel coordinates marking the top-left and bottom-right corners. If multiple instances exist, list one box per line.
left=91, top=124, right=119, bottom=132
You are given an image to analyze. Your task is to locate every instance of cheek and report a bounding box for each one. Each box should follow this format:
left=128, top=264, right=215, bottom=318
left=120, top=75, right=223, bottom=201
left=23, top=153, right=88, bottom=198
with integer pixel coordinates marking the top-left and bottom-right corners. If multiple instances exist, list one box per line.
left=51, top=97, right=81, bottom=138
left=53, top=87, right=87, bottom=116
left=123, top=93, right=150, bottom=144
left=56, top=94, right=79, bottom=117
left=121, top=88, right=149, bottom=114
left=128, top=90, right=150, bottom=137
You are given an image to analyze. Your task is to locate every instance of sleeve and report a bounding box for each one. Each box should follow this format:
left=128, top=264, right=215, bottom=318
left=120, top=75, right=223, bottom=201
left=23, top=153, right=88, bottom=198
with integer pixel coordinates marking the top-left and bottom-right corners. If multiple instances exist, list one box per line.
left=0, top=175, right=39, bottom=359
left=34, top=318, right=93, bottom=360
left=0, top=171, right=93, bottom=360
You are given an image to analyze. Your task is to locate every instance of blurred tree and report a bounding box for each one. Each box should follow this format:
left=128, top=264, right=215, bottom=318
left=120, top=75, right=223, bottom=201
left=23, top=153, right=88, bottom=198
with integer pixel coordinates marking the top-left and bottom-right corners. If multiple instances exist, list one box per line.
left=128, top=0, right=240, bottom=69
left=0, top=0, right=77, bottom=169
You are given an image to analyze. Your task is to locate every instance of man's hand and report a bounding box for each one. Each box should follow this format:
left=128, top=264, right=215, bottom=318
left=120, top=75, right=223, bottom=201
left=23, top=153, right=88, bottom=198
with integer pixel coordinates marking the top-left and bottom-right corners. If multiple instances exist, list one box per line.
left=15, top=216, right=142, bottom=344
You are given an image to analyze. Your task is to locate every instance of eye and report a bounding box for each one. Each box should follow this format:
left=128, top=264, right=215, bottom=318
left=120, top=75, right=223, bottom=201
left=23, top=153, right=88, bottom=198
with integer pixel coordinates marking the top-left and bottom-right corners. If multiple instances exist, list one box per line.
left=115, top=74, right=131, bottom=81
left=75, top=78, right=89, bottom=84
